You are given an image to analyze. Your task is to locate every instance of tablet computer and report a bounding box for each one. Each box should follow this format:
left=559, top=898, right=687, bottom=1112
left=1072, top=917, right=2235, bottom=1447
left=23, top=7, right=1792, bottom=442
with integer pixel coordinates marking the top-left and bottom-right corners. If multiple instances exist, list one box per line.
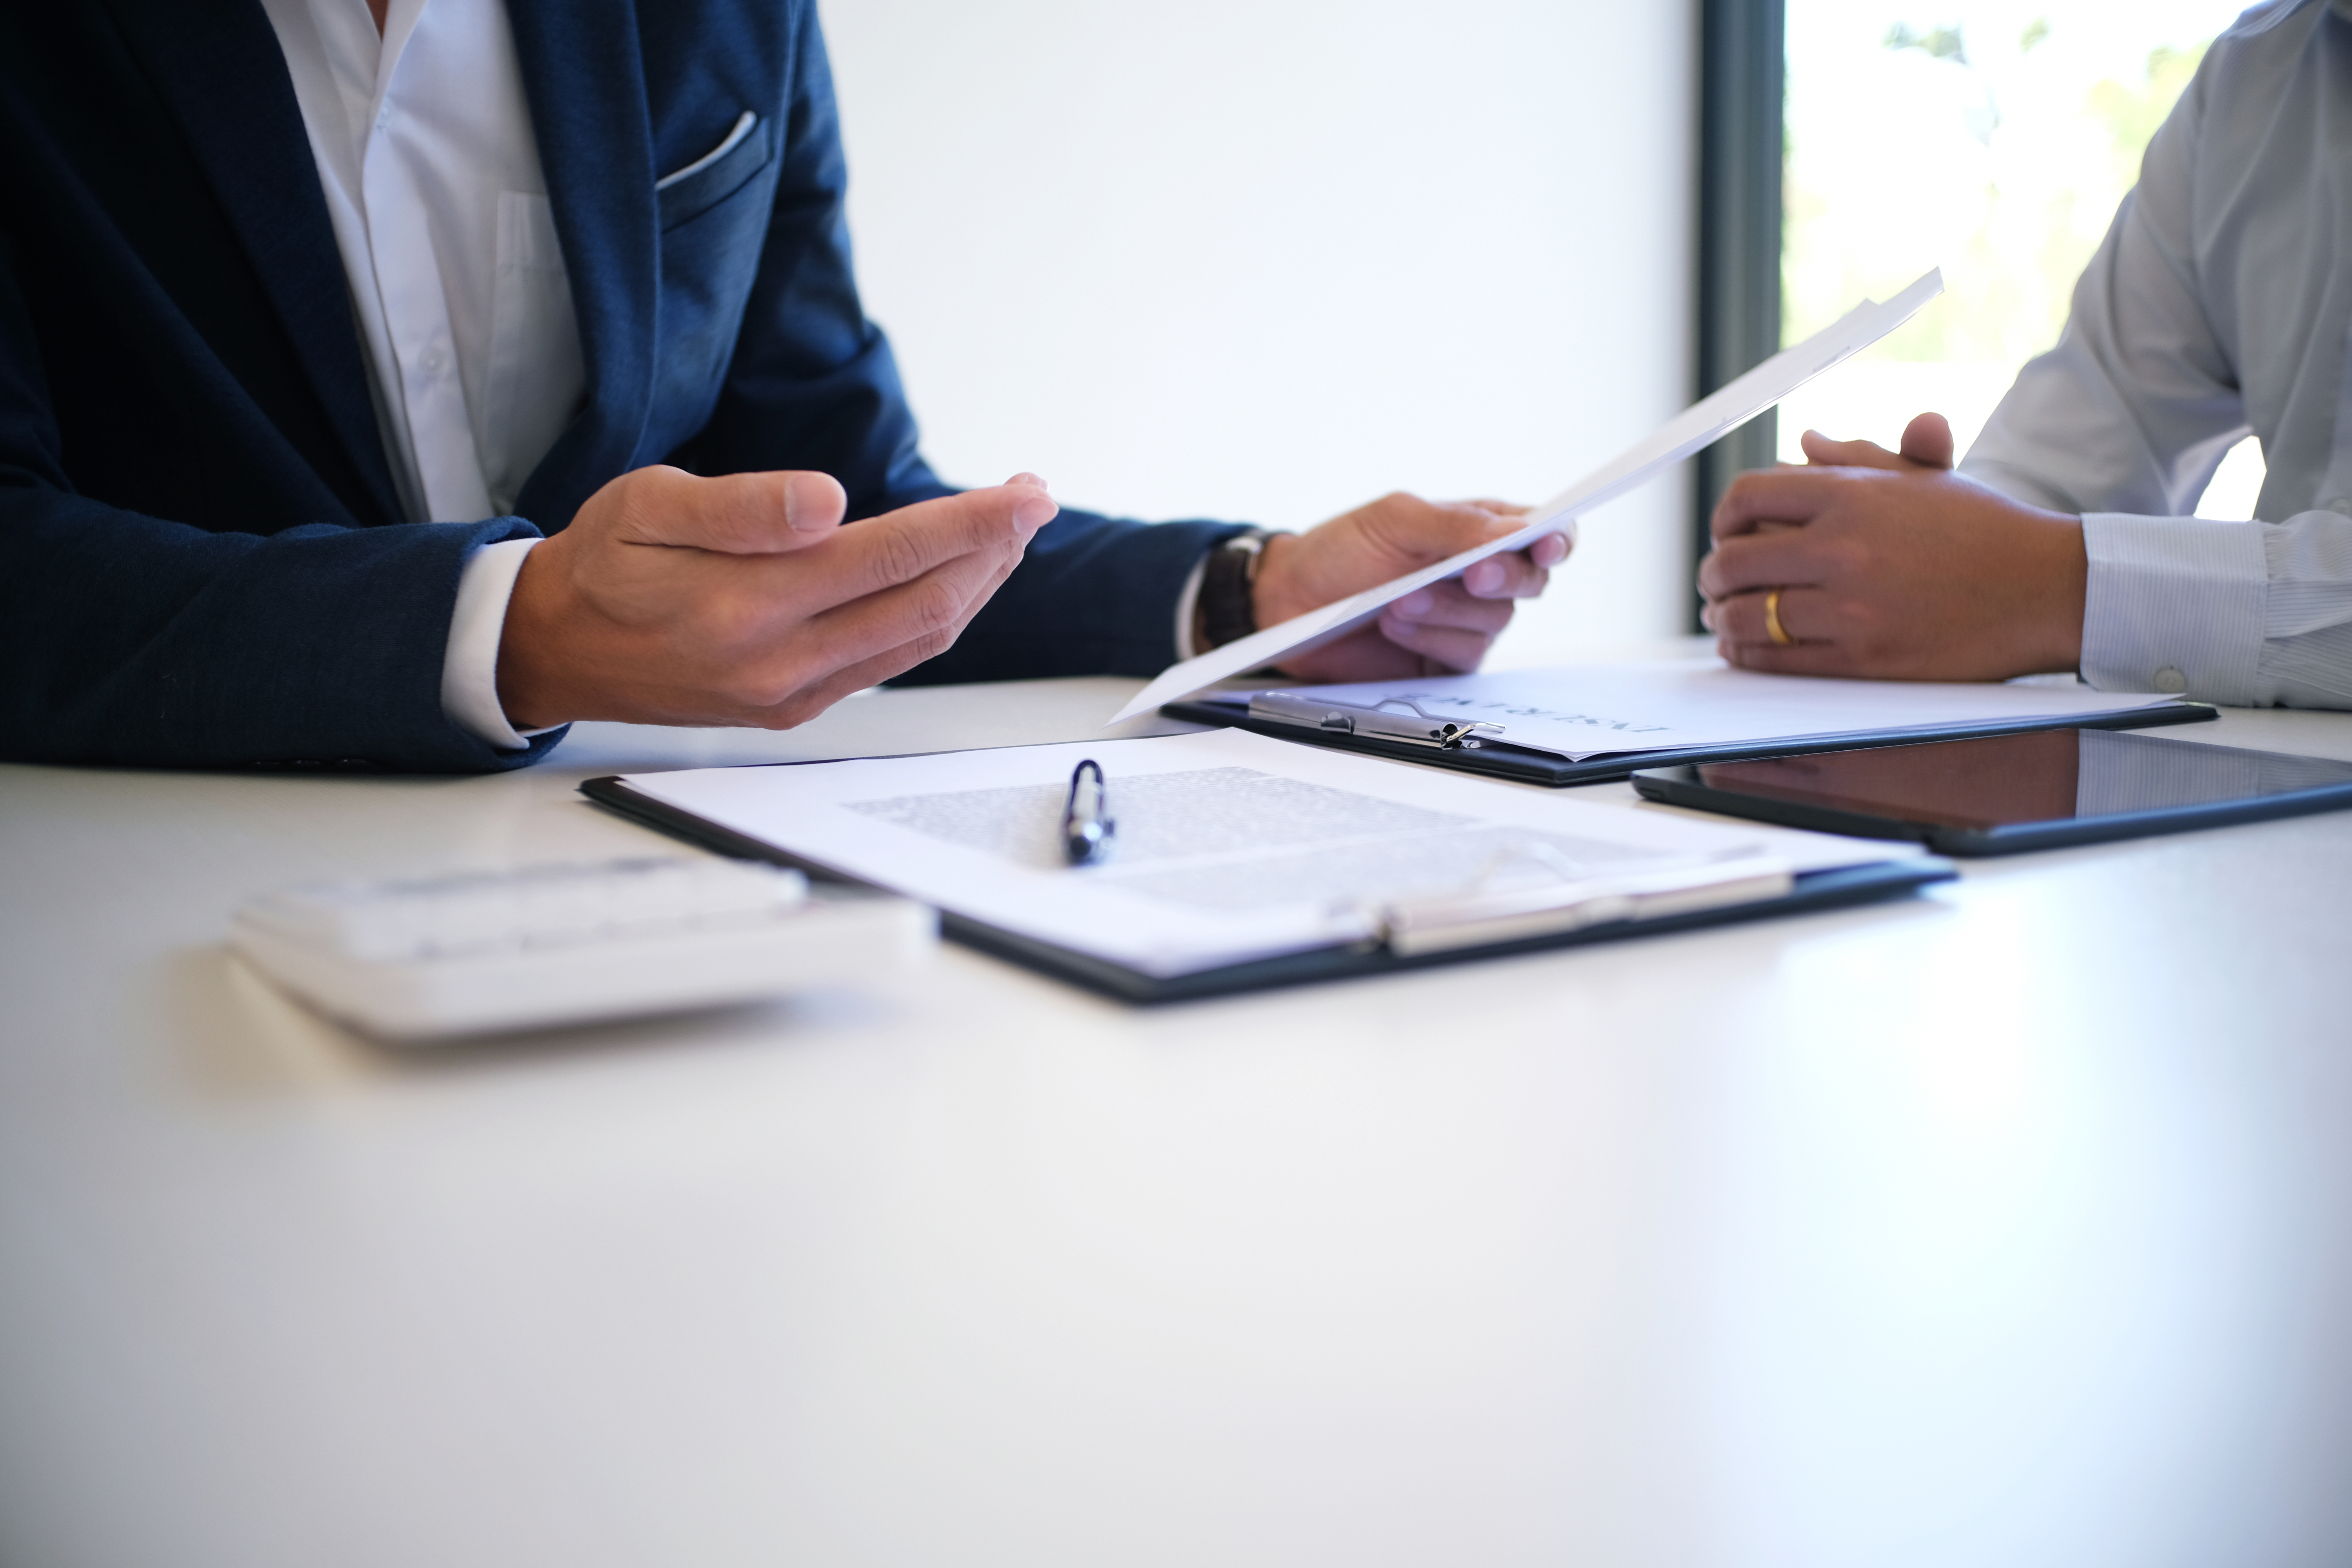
left=1630, top=727, right=2352, bottom=855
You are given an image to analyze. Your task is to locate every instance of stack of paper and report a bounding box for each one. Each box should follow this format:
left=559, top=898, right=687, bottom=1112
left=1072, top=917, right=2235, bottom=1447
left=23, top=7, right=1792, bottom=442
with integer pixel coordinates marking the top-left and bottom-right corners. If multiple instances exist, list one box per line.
left=1239, top=663, right=2188, bottom=763
left=1113, top=269, right=1947, bottom=725
left=610, top=730, right=1920, bottom=980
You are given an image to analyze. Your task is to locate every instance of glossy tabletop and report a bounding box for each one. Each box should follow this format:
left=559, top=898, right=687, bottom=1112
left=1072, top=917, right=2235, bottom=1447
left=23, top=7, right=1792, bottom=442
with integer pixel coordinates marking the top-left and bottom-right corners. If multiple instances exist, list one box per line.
left=4, top=674, right=2350, bottom=1567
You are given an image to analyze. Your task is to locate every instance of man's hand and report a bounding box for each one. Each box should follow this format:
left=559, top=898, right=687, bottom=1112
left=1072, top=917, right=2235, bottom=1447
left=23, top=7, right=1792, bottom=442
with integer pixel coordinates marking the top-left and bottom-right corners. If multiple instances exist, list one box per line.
left=1253, top=492, right=1572, bottom=682
left=497, top=466, right=1056, bottom=729
left=1698, top=412, right=2088, bottom=681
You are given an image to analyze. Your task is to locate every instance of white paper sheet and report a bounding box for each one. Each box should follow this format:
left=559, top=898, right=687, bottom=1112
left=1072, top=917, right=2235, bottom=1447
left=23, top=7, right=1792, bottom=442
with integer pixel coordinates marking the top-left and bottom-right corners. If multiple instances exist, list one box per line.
left=617, top=730, right=1918, bottom=978
left=1110, top=268, right=1946, bottom=724
left=1243, top=662, right=2188, bottom=761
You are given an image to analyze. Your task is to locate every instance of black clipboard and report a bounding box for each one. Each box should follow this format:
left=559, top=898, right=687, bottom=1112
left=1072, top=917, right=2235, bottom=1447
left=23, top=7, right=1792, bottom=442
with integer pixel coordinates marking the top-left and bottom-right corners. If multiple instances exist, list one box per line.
left=1159, top=694, right=2216, bottom=787
left=581, top=774, right=1956, bottom=1005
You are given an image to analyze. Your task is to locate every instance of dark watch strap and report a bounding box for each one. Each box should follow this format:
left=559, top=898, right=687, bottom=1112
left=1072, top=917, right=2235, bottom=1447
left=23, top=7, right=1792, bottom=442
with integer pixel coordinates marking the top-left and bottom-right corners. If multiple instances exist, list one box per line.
left=1199, top=528, right=1276, bottom=652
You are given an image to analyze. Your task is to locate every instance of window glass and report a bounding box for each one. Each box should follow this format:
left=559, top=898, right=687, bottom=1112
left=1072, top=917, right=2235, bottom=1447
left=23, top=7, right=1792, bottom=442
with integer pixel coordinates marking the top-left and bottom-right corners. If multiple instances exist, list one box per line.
left=1779, top=2, right=2261, bottom=517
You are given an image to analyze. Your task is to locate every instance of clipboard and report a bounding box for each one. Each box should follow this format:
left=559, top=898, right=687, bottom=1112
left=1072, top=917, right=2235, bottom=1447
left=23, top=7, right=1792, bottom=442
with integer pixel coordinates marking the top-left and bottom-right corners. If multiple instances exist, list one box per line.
left=1158, top=693, right=2218, bottom=788
left=580, top=773, right=1955, bottom=1005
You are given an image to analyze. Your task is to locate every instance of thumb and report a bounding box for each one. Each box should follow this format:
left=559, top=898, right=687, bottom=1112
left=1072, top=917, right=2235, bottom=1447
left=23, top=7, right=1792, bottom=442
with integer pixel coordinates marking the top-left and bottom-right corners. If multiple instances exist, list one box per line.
left=612, top=466, right=849, bottom=554
left=1899, top=411, right=1956, bottom=470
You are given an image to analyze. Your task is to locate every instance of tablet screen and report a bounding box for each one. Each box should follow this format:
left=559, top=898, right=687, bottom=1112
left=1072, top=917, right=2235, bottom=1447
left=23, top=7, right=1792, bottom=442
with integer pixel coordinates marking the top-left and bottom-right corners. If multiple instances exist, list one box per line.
left=1693, top=729, right=2352, bottom=831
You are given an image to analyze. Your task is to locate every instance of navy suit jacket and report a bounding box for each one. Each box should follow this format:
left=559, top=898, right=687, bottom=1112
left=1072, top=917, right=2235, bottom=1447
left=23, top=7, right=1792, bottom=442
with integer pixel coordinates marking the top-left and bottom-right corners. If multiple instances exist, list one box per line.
left=0, top=0, right=1245, bottom=770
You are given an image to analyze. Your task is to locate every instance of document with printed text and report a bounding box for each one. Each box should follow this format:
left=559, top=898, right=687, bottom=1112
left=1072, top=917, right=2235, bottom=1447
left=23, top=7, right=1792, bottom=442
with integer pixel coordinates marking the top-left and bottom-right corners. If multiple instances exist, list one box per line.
left=616, top=730, right=1920, bottom=977
left=1111, top=269, right=1947, bottom=724
left=1244, top=662, right=2189, bottom=762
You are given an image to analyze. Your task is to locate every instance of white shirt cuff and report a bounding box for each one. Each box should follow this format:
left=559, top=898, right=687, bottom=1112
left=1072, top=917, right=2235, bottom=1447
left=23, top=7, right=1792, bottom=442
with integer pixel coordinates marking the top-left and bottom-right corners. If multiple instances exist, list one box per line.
left=440, top=537, right=546, bottom=750
left=2080, top=513, right=2268, bottom=702
left=1172, top=550, right=1210, bottom=662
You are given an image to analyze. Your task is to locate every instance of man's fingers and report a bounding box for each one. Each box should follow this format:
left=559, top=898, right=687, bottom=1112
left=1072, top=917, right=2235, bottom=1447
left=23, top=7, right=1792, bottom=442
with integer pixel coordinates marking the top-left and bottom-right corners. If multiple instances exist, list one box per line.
left=1715, top=636, right=1861, bottom=677
left=1380, top=581, right=1516, bottom=668
left=1709, top=585, right=1835, bottom=648
left=1795, top=413, right=1955, bottom=475
left=816, top=482, right=1056, bottom=603
left=1697, top=527, right=1834, bottom=603
left=1797, top=429, right=1909, bottom=472
left=750, top=561, right=1019, bottom=725
left=758, top=542, right=1033, bottom=724
left=624, top=467, right=851, bottom=554
left=1900, top=412, right=1956, bottom=469
left=682, top=483, right=1051, bottom=712
left=811, top=542, right=1017, bottom=664
left=1256, top=491, right=1564, bottom=668
left=1711, top=468, right=1859, bottom=539
left=1352, top=495, right=1531, bottom=565
left=1388, top=581, right=1515, bottom=636
left=1375, top=611, right=1496, bottom=672
left=1461, top=518, right=1572, bottom=593
left=1462, top=548, right=1550, bottom=599
left=721, top=543, right=1016, bottom=711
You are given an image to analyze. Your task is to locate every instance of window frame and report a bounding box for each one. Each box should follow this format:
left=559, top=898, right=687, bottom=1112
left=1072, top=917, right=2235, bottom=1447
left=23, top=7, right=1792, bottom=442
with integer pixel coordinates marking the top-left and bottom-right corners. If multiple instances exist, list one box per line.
left=1693, top=0, right=1786, bottom=626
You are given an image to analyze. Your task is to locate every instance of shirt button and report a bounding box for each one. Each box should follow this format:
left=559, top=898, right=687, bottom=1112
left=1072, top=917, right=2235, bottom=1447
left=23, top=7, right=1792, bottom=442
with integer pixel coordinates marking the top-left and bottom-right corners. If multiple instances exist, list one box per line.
left=2328, top=497, right=2352, bottom=517
left=375, top=105, right=391, bottom=131
left=419, top=348, right=445, bottom=375
left=2153, top=666, right=2188, bottom=693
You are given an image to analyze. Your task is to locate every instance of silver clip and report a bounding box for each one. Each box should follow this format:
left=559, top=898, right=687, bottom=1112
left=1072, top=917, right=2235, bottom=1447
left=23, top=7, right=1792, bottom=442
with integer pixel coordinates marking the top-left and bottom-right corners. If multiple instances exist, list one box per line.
left=1248, top=693, right=1506, bottom=751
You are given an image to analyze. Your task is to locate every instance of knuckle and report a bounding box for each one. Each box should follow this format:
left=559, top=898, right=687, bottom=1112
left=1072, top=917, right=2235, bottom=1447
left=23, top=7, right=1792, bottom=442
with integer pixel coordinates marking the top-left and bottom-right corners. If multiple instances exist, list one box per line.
left=870, top=524, right=929, bottom=587
left=906, top=576, right=967, bottom=638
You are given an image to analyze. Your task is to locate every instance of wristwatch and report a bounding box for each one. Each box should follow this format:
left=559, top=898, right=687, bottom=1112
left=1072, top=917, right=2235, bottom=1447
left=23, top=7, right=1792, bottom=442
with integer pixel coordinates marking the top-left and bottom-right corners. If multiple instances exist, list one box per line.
left=1197, top=528, right=1277, bottom=652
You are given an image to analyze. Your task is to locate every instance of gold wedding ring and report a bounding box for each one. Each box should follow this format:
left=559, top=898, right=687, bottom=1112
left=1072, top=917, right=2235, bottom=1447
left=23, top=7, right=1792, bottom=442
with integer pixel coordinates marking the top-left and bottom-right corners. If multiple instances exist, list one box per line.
left=1764, top=588, right=1794, bottom=647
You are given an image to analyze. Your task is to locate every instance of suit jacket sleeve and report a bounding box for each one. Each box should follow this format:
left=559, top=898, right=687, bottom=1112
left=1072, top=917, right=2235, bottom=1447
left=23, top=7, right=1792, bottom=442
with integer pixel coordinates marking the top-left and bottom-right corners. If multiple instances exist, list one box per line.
left=664, top=0, right=1251, bottom=685
left=0, top=229, right=559, bottom=771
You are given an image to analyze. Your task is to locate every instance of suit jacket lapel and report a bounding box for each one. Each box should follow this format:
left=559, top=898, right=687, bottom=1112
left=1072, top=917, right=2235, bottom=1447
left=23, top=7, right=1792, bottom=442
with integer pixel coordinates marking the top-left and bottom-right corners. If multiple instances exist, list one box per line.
left=103, top=0, right=404, bottom=528
left=505, top=0, right=658, bottom=530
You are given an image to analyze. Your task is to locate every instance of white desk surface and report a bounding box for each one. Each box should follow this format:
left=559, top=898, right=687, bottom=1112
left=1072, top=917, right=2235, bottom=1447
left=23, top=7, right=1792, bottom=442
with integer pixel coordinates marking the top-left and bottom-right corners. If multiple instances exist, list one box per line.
left=6, top=673, right=2352, bottom=1568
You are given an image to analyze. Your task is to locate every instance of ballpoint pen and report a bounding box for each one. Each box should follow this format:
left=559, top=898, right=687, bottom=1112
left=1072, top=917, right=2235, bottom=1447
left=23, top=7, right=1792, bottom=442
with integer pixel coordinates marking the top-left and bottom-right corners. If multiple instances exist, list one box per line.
left=1061, top=759, right=1115, bottom=865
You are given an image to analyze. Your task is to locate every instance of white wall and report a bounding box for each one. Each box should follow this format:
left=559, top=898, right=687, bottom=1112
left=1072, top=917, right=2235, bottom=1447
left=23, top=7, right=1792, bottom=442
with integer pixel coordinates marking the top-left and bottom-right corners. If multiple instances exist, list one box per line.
left=819, top=0, right=1696, bottom=663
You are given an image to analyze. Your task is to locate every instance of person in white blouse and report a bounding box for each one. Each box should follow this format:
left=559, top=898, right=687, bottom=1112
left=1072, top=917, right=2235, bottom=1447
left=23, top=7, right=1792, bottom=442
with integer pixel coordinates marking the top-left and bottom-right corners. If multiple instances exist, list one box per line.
left=1699, top=0, right=2352, bottom=711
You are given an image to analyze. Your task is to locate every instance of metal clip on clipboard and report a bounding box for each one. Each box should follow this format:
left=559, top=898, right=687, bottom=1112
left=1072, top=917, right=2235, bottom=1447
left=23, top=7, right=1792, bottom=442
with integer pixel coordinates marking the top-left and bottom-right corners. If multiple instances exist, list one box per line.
left=1379, top=851, right=1795, bottom=957
left=1248, top=693, right=1506, bottom=751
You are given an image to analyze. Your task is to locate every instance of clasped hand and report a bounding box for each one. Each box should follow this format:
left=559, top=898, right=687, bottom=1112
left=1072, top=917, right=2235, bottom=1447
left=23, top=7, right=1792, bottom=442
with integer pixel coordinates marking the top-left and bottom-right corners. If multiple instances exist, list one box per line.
left=497, top=467, right=1571, bottom=731
left=1698, top=412, right=2089, bottom=681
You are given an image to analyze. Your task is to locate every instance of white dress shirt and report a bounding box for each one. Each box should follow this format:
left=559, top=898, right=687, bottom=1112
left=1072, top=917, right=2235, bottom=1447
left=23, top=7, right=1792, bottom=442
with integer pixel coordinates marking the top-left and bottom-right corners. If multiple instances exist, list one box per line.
left=1959, top=0, right=2352, bottom=708
left=261, top=0, right=575, bottom=748
left=266, top=0, right=1209, bottom=745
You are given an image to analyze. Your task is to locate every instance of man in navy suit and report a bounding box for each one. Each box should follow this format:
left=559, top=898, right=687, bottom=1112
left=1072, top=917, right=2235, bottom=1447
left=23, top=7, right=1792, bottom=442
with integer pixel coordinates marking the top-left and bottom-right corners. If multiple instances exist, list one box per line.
left=0, top=0, right=1566, bottom=772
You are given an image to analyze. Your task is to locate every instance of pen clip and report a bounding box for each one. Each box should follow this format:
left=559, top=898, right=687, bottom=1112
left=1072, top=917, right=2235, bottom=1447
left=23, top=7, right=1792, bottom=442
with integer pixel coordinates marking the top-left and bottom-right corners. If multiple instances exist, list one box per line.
left=1247, top=692, right=1506, bottom=751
